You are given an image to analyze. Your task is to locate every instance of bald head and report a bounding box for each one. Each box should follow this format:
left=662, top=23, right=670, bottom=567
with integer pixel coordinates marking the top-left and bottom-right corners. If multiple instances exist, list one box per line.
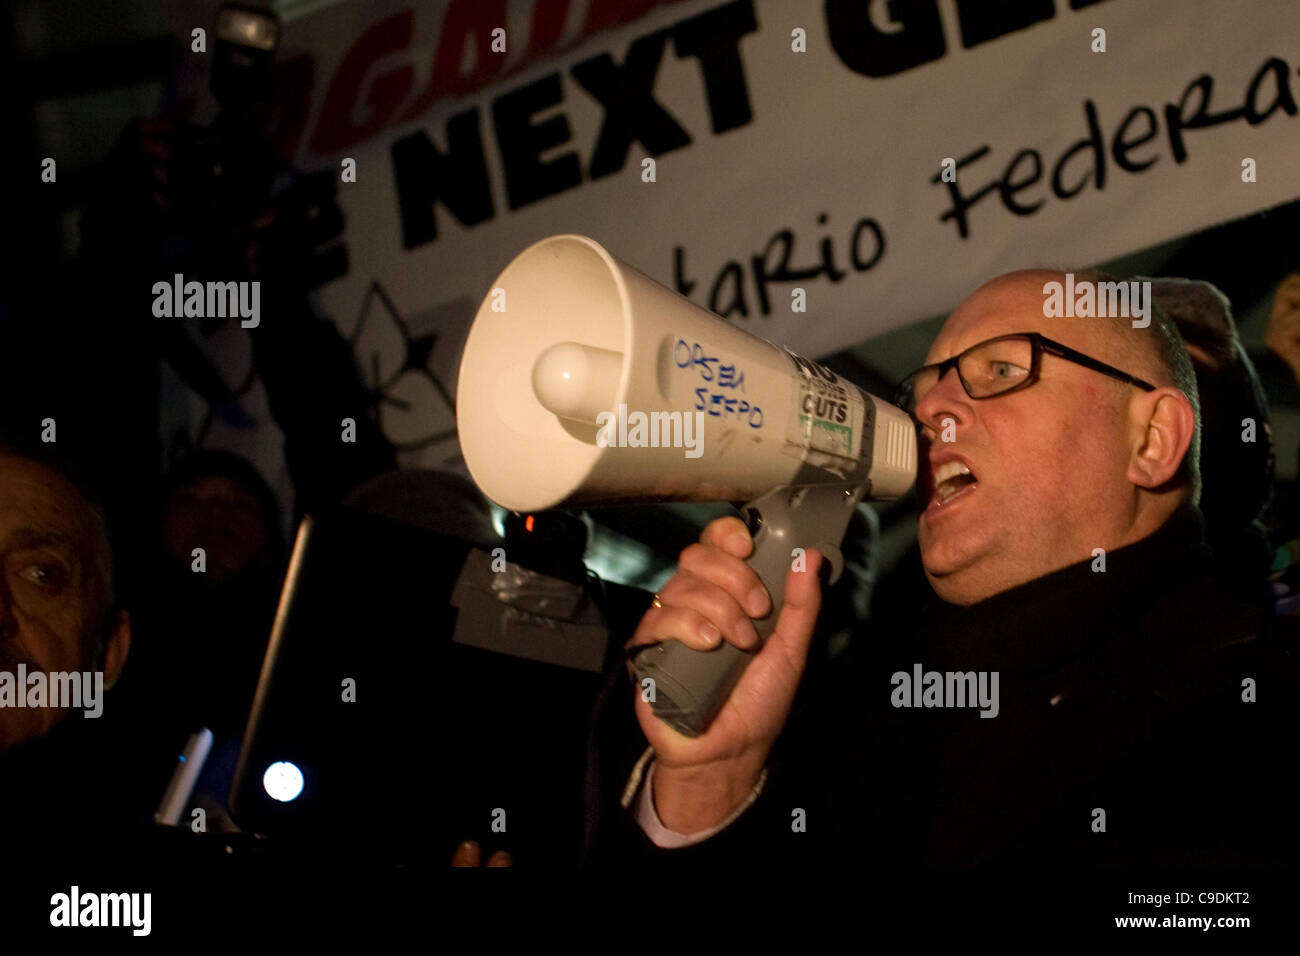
left=979, top=270, right=1195, bottom=391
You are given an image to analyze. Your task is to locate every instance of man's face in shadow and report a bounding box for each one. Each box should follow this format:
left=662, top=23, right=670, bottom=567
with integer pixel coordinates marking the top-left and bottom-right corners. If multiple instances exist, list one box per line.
left=0, top=454, right=129, bottom=751
left=162, top=474, right=267, bottom=584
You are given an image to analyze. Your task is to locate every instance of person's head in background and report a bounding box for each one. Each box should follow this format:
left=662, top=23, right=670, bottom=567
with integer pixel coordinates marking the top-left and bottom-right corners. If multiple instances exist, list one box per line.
left=161, top=450, right=284, bottom=587
left=904, top=269, right=1200, bottom=606
left=0, top=440, right=131, bottom=751
left=1144, top=277, right=1276, bottom=537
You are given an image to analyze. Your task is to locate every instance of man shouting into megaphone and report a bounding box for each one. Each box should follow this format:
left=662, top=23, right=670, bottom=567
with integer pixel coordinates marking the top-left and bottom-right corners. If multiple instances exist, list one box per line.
left=598, top=268, right=1298, bottom=866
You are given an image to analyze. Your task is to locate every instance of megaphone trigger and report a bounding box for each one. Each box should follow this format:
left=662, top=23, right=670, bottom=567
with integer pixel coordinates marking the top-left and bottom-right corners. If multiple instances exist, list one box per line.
left=814, top=542, right=843, bottom=587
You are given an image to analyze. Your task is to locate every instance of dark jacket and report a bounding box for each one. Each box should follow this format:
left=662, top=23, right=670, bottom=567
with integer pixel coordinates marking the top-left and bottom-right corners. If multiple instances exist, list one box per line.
left=588, top=505, right=1299, bottom=866
left=0, top=700, right=168, bottom=859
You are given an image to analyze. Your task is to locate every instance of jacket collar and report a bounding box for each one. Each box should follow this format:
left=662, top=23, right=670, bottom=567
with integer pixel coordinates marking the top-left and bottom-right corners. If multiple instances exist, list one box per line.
left=926, top=505, right=1213, bottom=674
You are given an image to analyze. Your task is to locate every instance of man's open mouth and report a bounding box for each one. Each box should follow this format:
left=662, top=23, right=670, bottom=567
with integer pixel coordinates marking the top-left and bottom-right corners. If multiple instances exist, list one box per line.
left=931, top=460, right=978, bottom=506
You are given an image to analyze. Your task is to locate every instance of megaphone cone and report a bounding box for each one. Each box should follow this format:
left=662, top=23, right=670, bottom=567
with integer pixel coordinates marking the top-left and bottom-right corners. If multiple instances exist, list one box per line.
left=457, top=234, right=914, bottom=513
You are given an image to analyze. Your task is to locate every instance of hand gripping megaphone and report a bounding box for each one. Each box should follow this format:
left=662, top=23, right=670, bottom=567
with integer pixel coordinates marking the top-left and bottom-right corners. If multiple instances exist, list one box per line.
left=456, top=235, right=916, bottom=736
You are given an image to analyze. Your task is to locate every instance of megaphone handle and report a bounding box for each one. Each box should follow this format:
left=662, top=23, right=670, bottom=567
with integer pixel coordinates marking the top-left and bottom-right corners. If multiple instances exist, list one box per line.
left=631, top=482, right=863, bottom=737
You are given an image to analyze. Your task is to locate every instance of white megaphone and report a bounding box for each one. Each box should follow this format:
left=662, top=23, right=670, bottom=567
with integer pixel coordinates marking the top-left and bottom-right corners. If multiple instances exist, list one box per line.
left=457, top=235, right=916, bottom=736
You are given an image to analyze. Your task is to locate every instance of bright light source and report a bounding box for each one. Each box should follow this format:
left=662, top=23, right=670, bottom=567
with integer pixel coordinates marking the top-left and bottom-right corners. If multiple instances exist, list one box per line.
left=489, top=503, right=507, bottom=539
left=217, top=8, right=280, bottom=50
left=263, top=761, right=304, bottom=802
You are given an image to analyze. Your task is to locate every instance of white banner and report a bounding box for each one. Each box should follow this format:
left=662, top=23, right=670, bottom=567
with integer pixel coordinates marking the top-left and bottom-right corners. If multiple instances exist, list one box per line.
left=198, top=0, right=1300, bottom=471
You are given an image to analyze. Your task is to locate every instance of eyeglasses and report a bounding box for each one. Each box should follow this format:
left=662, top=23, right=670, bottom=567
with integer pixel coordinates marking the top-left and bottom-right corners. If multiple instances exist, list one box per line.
left=894, top=332, right=1156, bottom=416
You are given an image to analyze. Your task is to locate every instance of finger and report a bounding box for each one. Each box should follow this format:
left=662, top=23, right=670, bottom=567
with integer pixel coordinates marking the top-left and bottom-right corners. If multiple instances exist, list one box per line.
left=700, top=515, right=754, bottom=558
left=678, top=542, right=770, bottom=617
left=659, top=572, right=762, bottom=650
left=761, top=550, right=824, bottom=678
left=627, top=599, right=751, bottom=654
left=450, top=840, right=481, bottom=866
left=486, top=850, right=512, bottom=867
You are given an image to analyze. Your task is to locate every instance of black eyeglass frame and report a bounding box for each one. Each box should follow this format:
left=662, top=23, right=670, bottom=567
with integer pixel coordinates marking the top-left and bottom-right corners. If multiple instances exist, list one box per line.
left=894, top=331, right=1157, bottom=414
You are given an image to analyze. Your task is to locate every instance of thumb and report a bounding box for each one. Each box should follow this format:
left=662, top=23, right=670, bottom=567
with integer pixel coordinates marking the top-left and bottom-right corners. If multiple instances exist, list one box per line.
left=762, top=549, right=824, bottom=676
left=450, top=840, right=481, bottom=867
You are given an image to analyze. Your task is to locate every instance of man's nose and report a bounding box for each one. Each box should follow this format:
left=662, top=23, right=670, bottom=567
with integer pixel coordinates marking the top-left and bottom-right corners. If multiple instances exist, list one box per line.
left=914, top=366, right=971, bottom=438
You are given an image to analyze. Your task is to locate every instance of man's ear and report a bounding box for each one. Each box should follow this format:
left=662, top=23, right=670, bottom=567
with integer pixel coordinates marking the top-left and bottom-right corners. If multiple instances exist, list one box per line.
left=1126, top=387, right=1195, bottom=490
left=102, top=610, right=131, bottom=690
